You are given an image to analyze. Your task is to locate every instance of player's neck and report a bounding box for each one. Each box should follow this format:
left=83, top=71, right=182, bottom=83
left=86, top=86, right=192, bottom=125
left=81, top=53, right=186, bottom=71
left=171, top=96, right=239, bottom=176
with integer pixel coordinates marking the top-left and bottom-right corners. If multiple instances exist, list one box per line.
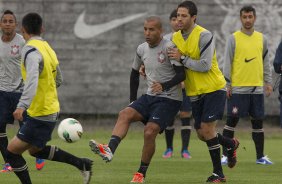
left=182, top=23, right=196, bottom=34
left=149, top=37, right=162, bottom=48
left=1, top=32, right=16, bottom=42
left=241, top=27, right=254, bottom=35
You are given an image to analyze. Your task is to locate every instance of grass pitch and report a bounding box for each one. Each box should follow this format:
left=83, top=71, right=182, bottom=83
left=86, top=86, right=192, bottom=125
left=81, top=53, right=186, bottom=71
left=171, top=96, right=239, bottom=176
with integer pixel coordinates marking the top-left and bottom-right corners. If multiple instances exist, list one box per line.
left=1, top=123, right=282, bottom=184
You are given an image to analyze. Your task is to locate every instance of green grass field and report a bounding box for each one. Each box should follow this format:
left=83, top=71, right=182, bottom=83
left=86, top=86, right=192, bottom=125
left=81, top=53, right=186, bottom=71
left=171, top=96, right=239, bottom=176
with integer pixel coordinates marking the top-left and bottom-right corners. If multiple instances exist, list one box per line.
left=1, top=123, right=282, bottom=184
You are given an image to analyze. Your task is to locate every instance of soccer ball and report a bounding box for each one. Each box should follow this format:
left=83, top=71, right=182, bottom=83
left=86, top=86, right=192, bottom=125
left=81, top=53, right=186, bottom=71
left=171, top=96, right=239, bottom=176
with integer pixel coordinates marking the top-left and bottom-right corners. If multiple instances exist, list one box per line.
left=57, top=118, right=83, bottom=143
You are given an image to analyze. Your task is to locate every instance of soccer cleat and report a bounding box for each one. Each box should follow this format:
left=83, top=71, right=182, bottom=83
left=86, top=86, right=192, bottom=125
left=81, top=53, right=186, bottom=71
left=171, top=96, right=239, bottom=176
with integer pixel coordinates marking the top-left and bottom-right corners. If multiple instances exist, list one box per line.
left=130, top=172, right=145, bottom=183
left=80, top=158, right=93, bottom=184
left=206, top=173, right=226, bottom=183
left=181, top=150, right=192, bottom=159
left=256, top=155, right=273, bottom=165
left=227, top=138, right=240, bottom=168
left=221, top=155, right=228, bottom=165
left=0, top=163, right=12, bottom=172
left=162, top=148, right=173, bottom=158
left=89, top=139, right=113, bottom=162
left=35, top=158, right=45, bottom=170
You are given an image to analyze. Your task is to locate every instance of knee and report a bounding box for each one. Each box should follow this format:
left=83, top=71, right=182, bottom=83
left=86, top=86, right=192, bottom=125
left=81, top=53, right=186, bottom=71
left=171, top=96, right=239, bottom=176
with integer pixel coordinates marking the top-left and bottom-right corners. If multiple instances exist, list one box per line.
left=226, top=116, right=239, bottom=127
left=6, top=150, right=20, bottom=163
left=251, top=119, right=263, bottom=129
left=179, top=111, right=191, bottom=118
left=0, top=123, right=6, bottom=133
left=196, top=131, right=205, bottom=141
left=118, top=108, right=132, bottom=121
left=144, top=125, right=159, bottom=140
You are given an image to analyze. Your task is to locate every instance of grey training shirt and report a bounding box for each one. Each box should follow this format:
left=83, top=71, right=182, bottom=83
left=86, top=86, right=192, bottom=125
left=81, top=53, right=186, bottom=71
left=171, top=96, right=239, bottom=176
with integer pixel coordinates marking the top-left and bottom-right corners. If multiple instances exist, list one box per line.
left=132, top=38, right=183, bottom=101
left=0, top=33, right=25, bottom=92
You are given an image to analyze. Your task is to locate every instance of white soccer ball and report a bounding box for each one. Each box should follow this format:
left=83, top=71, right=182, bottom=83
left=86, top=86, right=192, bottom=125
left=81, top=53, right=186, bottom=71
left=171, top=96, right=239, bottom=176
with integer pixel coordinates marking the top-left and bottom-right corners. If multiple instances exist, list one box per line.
left=57, top=118, right=83, bottom=143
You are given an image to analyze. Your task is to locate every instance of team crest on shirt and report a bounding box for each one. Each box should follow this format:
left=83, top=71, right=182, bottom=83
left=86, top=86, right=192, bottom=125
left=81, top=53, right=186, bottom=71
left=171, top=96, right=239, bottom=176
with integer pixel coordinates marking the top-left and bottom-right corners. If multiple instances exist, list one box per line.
left=232, top=106, right=238, bottom=115
left=11, top=45, right=20, bottom=55
left=158, top=51, right=165, bottom=63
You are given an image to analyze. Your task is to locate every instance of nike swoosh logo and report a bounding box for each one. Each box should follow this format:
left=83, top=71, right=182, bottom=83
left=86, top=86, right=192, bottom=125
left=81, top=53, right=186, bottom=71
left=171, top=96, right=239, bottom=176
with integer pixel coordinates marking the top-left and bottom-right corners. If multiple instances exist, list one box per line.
left=244, top=57, right=256, bottom=63
left=208, top=115, right=215, bottom=119
left=74, top=11, right=147, bottom=39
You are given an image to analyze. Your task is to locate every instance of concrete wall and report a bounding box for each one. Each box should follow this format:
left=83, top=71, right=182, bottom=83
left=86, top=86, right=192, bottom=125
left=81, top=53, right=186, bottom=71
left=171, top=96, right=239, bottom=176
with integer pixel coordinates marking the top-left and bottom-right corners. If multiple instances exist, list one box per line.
left=1, top=0, right=282, bottom=115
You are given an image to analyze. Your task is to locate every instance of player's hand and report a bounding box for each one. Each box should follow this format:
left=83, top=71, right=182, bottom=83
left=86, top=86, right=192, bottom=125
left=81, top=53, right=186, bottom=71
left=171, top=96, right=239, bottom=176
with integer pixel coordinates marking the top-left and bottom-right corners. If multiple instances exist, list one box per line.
left=264, top=83, right=273, bottom=97
left=151, top=81, right=163, bottom=94
left=13, top=108, right=25, bottom=121
left=226, top=87, right=232, bottom=98
left=139, top=64, right=146, bottom=78
left=167, top=47, right=181, bottom=61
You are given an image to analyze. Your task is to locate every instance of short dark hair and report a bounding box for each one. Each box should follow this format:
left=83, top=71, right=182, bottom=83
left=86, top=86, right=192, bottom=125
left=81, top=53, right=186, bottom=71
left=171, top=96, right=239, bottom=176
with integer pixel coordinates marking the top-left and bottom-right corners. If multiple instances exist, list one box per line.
left=22, top=12, right=42, bottom=35
left=178, top=1, right=197, bottom=17
left=240, top=5, right=256, bottom=17
left=169, top=9, right=177, bottom=20
left=145, top=16, right=162, bottom=29
left=1, top=10, right=17, bottom=22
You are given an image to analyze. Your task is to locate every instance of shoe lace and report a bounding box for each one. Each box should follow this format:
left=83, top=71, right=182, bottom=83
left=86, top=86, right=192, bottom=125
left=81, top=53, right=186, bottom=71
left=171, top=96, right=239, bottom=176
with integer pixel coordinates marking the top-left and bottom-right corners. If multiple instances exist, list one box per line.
left=262, top=155, right=272, bottom=162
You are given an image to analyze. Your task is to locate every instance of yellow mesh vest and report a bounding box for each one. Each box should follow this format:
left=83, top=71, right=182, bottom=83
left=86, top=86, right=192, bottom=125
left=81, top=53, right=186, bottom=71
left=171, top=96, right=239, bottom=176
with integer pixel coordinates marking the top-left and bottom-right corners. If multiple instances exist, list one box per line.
left=21, top=39, right=60, bottom=116
left=232, top=31, right=263, bottom=86
left=172, top=25, right=226, bottom=96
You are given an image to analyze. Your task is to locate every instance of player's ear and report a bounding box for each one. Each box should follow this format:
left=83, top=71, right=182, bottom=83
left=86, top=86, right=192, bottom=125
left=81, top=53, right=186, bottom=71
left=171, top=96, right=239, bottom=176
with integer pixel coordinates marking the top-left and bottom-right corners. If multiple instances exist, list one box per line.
left=41, top=26, right=45, bottom=34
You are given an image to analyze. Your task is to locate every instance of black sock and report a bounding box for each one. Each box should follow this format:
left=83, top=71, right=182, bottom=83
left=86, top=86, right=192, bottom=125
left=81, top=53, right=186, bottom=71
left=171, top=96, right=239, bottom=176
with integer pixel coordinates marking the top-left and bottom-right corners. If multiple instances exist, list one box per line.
left=137, top=161, right=149, bottom=177
left=217, top=133, right=235, bottom=149
left=108, top=135, right=121, bottom=154
left=206, top=137, right=224, bottom=178
left=180, top=117, right=191, bottom=151
left=165, top=126, right=174, bottom=150
left=0, top=133, right=8, bottom=162
left=251, top=119, right=264, bottom=159
left=222, top=116, right=239, bottom=155
left=31, top=145, right=84, bottom=170
left=6, top=150, right=32, bottom=184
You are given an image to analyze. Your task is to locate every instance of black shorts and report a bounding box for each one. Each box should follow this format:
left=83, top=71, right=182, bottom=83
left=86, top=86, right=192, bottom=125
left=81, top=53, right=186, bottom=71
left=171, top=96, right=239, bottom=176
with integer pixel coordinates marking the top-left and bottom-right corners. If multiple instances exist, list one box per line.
left=227, top=93, right=264, bottom=119
left=0, top=90, right=21, bottom=125
left=129, top=94, right=182, bottom=132
left=17, top=115, right=57, bottom=148
left=192, top=90, right=226, bottom=129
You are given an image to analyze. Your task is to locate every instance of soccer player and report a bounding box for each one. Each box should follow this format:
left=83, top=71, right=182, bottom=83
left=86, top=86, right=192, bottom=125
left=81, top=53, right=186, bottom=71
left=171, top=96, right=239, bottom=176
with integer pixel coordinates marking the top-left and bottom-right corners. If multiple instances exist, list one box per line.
left=221, top=5, right=273, bottom=165
left=163, top=9, right=193, bottom=159
left=167, top=1, right=239, bottom=182
left=89, top=16, right=185, bottom=183
left=0, top=10, right=45, bottom=172
left=6, top=12, right=92, bottom=184
left=273, top=41, right=282, bottom=128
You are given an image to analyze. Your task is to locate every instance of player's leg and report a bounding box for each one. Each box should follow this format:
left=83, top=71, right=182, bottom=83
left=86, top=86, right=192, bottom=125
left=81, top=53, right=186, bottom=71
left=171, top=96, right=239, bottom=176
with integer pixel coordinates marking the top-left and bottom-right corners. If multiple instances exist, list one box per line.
left=221, top=94, right=248, bottom=166
left=90, top=95, right=145, bottom=162
left=18, top=118, right=45, bottom=171
left=0, top=122, right=9, bottom=172
left=197, top=122, right=226, bottom=182
left=25, top=116, right=93, bottom=184
left=179, top=94, right=192, bottom=158
left=6, top=136, right=32, bottom=183
left=250, top=94, right=273, bottom=164
left=193, top=90, right=227, bottom=182
left=163, top=121, right=174, bottom=158
left=131, top=97, right=181, bottom=183
left=131, top=122, right=160, bottom=183
left=0, top=91, right=16, bottom=172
